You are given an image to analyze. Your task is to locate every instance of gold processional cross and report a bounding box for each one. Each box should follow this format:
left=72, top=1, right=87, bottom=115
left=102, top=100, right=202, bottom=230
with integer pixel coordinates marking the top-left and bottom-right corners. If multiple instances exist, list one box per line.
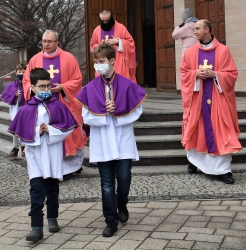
left=199, top=59, right=213, bottom=105
left=47, top=64, right=59, bottom=79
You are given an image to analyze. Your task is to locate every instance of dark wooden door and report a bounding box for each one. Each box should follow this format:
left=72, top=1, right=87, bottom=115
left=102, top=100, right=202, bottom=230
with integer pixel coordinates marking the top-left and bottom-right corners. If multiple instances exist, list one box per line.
left=84, top=0, right=128, bottom=81
left=196, top=0, right=225, bottom=44
left=154, top=0, right=176, bottom=92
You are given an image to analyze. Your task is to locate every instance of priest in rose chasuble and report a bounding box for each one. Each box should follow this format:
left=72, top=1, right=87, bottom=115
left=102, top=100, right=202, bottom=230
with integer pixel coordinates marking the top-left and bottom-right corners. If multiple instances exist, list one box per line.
left=90, top=10, right=137, bottom=82
left=23, top=30, right=86, bottom=176
left=180, top=19, right=242, bottom=184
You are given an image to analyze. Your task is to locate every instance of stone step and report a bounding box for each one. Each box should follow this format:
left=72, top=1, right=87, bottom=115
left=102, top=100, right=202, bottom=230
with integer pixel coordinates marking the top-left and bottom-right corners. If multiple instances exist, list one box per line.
left=134, top=119, right=246, bottom=135
left=135, top=133, right=246, bottom=150
left=83, top=147, right=246, bottom=166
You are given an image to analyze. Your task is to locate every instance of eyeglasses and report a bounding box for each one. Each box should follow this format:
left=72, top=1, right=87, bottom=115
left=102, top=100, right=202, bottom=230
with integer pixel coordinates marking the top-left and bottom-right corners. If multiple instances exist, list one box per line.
left=35, top=83, right=52, bottom=90
left=42, top=40, right=58, bottom=44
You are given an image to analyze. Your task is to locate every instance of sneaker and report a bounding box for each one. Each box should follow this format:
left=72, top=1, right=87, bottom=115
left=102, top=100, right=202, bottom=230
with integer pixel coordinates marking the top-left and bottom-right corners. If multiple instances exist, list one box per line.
left=48, top=219, right=60, bottom=233
left=218, top=172, right=234, bottom=184
left=9, top=147, right=19, bottom=157
left=26, top=228, right=43, bottom=241
left=188, top=162, right=197, bottom=174
left=102, top=220, right=118, bottom=237
left=119, top=207, right=129, bottom=223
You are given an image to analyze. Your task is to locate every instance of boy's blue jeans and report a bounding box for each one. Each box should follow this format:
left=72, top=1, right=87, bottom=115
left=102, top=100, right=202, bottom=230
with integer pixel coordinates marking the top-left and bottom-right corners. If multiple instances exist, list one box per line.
left=98, top=159, right=132, bottom=224
left=28, top=177, right=59, bottom=228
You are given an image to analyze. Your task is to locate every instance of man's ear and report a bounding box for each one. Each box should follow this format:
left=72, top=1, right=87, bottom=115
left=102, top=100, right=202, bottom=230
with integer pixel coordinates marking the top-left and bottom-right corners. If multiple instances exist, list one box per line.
left=30, top=85, right=36, bottom=96
left=111, top=58, right=115, bottom=65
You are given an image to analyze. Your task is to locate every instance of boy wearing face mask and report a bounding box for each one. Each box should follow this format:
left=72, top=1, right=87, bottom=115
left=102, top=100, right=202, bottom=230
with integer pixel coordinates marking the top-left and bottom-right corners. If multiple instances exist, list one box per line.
left=1, top=63, right=26, bottom=157
left=8, top=68, right=78, bottom=242
left=76, top=44, right=147, bottom=237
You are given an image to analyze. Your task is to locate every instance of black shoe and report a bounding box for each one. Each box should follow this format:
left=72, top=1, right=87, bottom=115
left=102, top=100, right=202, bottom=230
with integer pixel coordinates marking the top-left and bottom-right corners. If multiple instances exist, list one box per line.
left=48, top=219, right=60, bottom=233
left=218, top=172, right=234, bottom=184
left=188, top=163, right=197, bottom=174
left=26, top=228, right=43, bottom=241
left=9, top=147, right=19, bottom=157
left=75, top=167, right=83, bottom=174
left=119, top=208, right=129, bottom=223
left=102, top=220, right=118, bottom=237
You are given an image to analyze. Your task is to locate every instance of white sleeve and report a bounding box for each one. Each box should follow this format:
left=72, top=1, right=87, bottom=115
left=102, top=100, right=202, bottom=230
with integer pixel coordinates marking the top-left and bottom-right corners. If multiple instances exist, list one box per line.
left=82, top=106, right=109, bottom=126
left=47, top=125, right=74, bottom=144
left=214, top=74, right=223, bottom=93
left=114, top=106, right=142, bottom=126
left=194, top=78, right=200, bottom=92
left=117, top=38, right=123, bottom=52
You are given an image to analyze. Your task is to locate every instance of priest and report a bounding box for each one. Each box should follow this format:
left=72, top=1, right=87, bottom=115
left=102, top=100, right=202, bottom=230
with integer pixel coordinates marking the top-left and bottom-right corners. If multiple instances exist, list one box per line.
left=180, top=19, right=242, bottom=184
left=90, top=10, right=137, bottom=82
left=22, top=30, right=86, bottom=176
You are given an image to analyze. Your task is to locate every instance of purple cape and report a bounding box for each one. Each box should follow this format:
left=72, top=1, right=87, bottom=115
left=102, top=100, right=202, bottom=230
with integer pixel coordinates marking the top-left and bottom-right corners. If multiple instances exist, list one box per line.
left=0, top=80, right=25, bottom=106
left=8, top=96, right=78, bottom=142
left=75, top=73, right=147, bottom=117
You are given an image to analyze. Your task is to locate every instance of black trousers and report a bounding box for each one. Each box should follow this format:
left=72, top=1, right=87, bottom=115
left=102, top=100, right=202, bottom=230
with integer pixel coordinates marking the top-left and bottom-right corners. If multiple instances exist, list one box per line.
left=28, top=177, right=59, bottom=228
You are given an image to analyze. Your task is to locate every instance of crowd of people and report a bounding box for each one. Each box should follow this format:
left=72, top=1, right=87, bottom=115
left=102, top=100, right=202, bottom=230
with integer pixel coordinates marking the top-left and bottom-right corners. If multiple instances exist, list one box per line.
left=0, top=8, right=242, bottom=242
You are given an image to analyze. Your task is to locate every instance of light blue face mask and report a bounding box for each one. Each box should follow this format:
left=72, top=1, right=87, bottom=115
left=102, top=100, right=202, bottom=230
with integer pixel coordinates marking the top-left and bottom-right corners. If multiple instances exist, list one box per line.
left=37, top=90, right=51, bottom=99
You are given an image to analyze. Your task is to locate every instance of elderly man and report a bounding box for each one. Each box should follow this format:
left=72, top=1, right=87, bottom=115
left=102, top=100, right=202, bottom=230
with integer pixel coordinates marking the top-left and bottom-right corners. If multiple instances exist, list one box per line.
left=23, top=30, right=86, bottom=176
left=90, top=10, right=137, bottom=82
left=180, top=19, right=242, bottom=184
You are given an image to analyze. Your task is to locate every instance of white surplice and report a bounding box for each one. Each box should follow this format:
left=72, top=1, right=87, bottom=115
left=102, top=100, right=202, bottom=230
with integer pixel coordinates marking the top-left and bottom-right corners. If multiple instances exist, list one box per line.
left=9, top=99, right=22, bottom=120
left=20, top=104, right=74, bottom=181
left=82, top=105, right=142, bottom=164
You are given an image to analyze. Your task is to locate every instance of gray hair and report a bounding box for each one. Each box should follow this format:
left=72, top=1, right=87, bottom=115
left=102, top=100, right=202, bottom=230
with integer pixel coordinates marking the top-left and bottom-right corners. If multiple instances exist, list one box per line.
left=43, top=30, right=59, bottom=41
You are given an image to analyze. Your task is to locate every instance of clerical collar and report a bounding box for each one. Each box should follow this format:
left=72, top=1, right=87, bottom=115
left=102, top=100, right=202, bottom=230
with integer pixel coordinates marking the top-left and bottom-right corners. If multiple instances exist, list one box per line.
left=102, top=72, right=116, bottom=85
left=44, top=47, right=58, bottom=57
left=200, top=35, right=214, bottom=45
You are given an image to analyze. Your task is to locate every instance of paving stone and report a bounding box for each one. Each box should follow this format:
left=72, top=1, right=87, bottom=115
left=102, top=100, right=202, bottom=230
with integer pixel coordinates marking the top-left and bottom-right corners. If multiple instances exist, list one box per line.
left=215, top=229, right=246, bottom=238
left=163, top=215, right=189, bottom=224
left=176, top=201, right=200, bottom=209
left=235, top=212, right=246, bottom=220
left=0, top=236, right=19, bottom=244
left=148, top=209, right=173, bottom=217
left=210, top=216, right=233, bottom=223
left=203, top=211, right=236, bottom=217
left=138, top=238, right=168, bottom=249
left=0, top=245, right=30, bottom=250
left=206, top=222, right=230, bottom=230
left=173, top=209, right=203, bottom=216
left=179, top=227, right=215, bottom=235
left=230, top=221, right=246, bottom=231
left=139, top=216, right=165, bottom=225
left=192, top=241, right=220, bottom=250
left=121, top=224, right=157, bottom=232
left=146, top=201, right=178, bottom=209
left=59, top=240, right=90, bottom=249
left=151, top=231, right=186, bottom=240
left=41, top=232, right=74, bottom=244
left=31, top=244, right=60, bottom=250
left=229, top=205, right=246, bottom=212
left=197, top=205, right=228, bottom=211
left=155, top=223, right=182, bottom=232
left=221, top=200, right=242, bottom=206
left=59, top=226, right=94, bottom=235
left=221, top=236, right=246, bottom=249
left=121, top=231, right=150, bottom=241
left=166, top=239, right=194, bottom=249
left=58, top=210, right=82, bottom=220
left=185, top=233, right=224, bottom=243
left=108, top=239, right=142, bottom=250
left=187, top=215, right=211, bottom=222
left=183, top=221, right=207, bottom=228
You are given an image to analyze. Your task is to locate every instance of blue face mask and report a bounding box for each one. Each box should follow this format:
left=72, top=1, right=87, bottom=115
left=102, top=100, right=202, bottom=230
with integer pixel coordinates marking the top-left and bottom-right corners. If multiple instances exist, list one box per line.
left=16, top=74, right=23, bottom=81
left=37, top=90, right=51, bottom=99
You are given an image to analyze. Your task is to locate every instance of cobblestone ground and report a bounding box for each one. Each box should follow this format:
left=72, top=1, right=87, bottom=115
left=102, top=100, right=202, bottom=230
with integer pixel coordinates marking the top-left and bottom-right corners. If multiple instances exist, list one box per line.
left=1, top=150, right=246, bottom=206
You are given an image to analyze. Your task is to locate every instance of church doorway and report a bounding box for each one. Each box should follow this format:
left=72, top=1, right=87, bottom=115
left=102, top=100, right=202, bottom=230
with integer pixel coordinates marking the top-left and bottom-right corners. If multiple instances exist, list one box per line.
left=141, top=0, right=156, bottom=88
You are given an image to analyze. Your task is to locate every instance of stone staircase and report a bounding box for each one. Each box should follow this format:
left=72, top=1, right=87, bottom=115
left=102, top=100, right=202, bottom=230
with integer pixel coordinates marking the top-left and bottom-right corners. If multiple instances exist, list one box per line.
left=1, top=98, right=246, bottom=169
